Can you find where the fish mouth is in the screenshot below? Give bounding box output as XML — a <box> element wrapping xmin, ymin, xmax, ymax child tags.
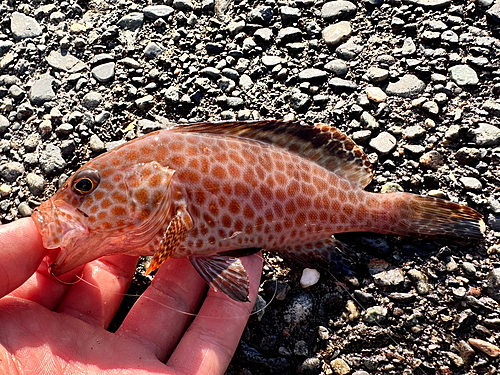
<box><xmin>32</xmin><ymin>199</ymin><xmax>90</xmax><ymax>276</ymax></box>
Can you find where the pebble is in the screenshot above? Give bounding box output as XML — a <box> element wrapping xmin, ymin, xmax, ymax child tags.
<box><xmin>284</xmin><ymin>293</ymin><xmax>313</xmax><ymax>325</ymax></box>
<box><xmin>11</xmin><ymin>12</ymin><xmax>42</xmax><ymax>40</ymax></box>
<box><xmin>46</xmin><ymin>51</ymin><xmax>86</xmax><ymax>73</ymax></box>
<box><xmin>248</xmin><ymin>5</ymin><xmax>273</xmax><ymax>24</ymax></box>
<box><xmin>449</xmin><ymin>65</ymin><xmax>479</xmax><ymax>86</ymax></box>
<box><xmin>456</xmin><ymin>147</ymin><xmax>482</xmax><ymax>165</ymax></box>
<box><xmin>321</xmin><ymin>1</ymin><xmax>357</xmax><ymax>22</ymax></box>
<box><xmin>324</xmin><ymin>60</ymin><xmax>348</xmax><ymax>76</ymax></box>
<box><xmin>486</xmin><ymin>268</ymin><xmax>500</xmax><ymax>301</ymax></box>
<box><xmin>135</xmin><ymin>95</ymin><xmax>155</xmax><ymax>110</ymax></box>
<box><xmin>227</xmin><ymin>20</ymin><xmax>245</xmax><ymax>36</ymax></box>
<box><xmin>26</xmin><ymin>173</ymin><xmax>45</xmax><ymax>196</ymax></box>
<box><xmin>336</xmin><ymin>40</ymin><xmax>362</xmax><ymax>60</ymax></box>
<box><xmin>39</xmin><ymin>144</ymin><xmax>66</xmax><ymax>175</ymax></box>
<box><xmin>300</xmin><ymin>268</ymin><xmax>320</xmax><ymax>288</ymax></box>
<box><xmin>317</xmin><ymin>326</ymin><xmax>330</xmax><ymax>340</ymax></box>
<box><xmin>290</xmin><ymin>93</ymin><xmax>310</xmax><ymax>112</ymax></box>
<box><xmin>297</xmin><ymin>357</ymin><xmax>321</xmax><ymax>374</ymax></box>
<box><xmin>373</xmin><ymin>268</ymin><xmax>404</xmax><ymax>287</ymax></box>
<box><xmin>459</xmin><ymin>177</ymin><xmax>482</xmax><ymax>191</ymax></box>
<box><xmin>278</xmin><ymin>7</ymin><xmax>301</xmax><ymax>24</ymax></box>
<box><xmin>369</xmin><ymin>132</ymin><xmax>397</xmax><ymax>155</ymax></box>
<box><xmin>408</xmin><ymin>0</ymin><xmax>451</xmax><ymax>8</ymax></box>
<box><xmin>468</xmin><ymin>338</ymin><xmax>500</xmax><ymax>358</ymax></box>
<box><xmin>363</xmin><ymin>306</ymin><xmax>388</xmax><ymax>325</ymax></box>
<box><xmin>365</xmin><ymin>87</ymin><xmax>386</xmax><ymax>102</ymax></box>
<box><xmin>386</xmin><ymin>74</ymin><xmax>426</xmax><ymax>98</ymax></box>
<box><xmin>55</xmin><ymin>124</ymin><xmax>74</xmax><ymax>137</ymax></box>
<box><xmin>82</xmin><ymin>92</ymin><xmax>103</xmax><ymax>109</ymax></box>
<box><xmin>18</xmin><ymin>202</ymin><xmax>32</xmax><ymax>217</ymax></box>
<box><xmin>9</xmin><ymin>85</ymin><xmax>25</xmax><ymax>100</ymax></box>
<box><xmin>328</xmin><ymin>77</ymin><xmax>358</xmax><ymax>91</ymax></box>
<box><xmin>419</xmin><ymin>150</ymin><xmax>444</xmax><ymax>170</ymax></box>
<box><xmin>483</xmin><ymin>100</ymin><xmax>500</xmax><ymax>117</ymax></box>
<box><xmin>344</xmin><ymin>299</ymin><xmax>360</xmax><ymax>321</ymax></box>
<box><xmin>402</xmin><ymin>37</ymin><xmax>416</xmax><ymax>55</ymax></box>
<box><xmin>322</xmin><ymin>21</ymin><xmax>352</xmax><ymax>46</ymax></box>
<box><xmin>239</xmin><ymin>75</ymin><xmax>253</xmax><ymax>90</ymax></box>
<box><xmin>254</xmin><ymin>28</ymin><xmax>273</xmax><ymax>43</ymax></box>
<box><xmin>278</xmin><ymin>27</ymin><xmax>302</xmax><ymax>43</ymax></box>
<box><xmin>0</xmin><ymin>41</ymin><xmax>14</xmax><ymax>56</ymax></box>
<box><xmin>293</xmin><ymin>340</ymin><xmax>309</xmax><ymax>356</ymax></box>
<box><xmin>0</xmin><ymin>162</ymin><xmax>24</xmax><ymax>182</ymax></box>
<box><xmin>29</xmin><ymin>74</ymin><xmax>56</xmax><ymax>106</ymax></box>
<box><xmin>403</xmin><ymin>125</ymin><xmax>425</xmax><ymax>140</ymax></box>
<box><xmin>360</xmin><ymin>112</ymin><xmax>379</xmax><ymax>129</ymax></box>
<box><xmin>91</xmin><ymin>62</ymin><xmax>115</xmax><ymax>83</ymax></box>
<box><xmin>173</xmin><ymin>0</ymin><xmax>194</xmax><ymax>11</ymax></box>
<box><xmin>89</xmin><ymin>134</ymin><xmax>105</xmax><ymax>153</ymax></box>
<box><xmin>117</xmin><ymin>13</ymin><xmax>144</xmax><ymax>30</ymax></box>
<box><xmin>298</xmin><ymin>68</ymin><xmax>328</xmax><ymax>83</ymax></box>
<box><xmin>472</xmin><ymin>124</ymin><xmax>500</xmax><ymax>146</ymax></box>
<box><xmin>0</xmin><ymin>184</ymin><xmax>11</xmax><ymax>197</ymax></box>
<box><xmin>422</xmin><ymin>101</ymin><xmax>439</xmax><ymax>115</ymax></box>
<box><xmin>364</xmin><ymin>67</ymin><xmax>389</xmax><ymax>82</ymax></box>
<box><xmin>380</xmin><ymin>182</ymin><xmax>403</xmax><ymax>193</ymax></box>
<box><xmin>486</xmin><ymin>3</ymin><xmax>500</xmax><ymax>23</ymax></box>
<box><xmin>407</xmin><ymin>269</ymin><xmax>430</xmax><ymax>295</ymax></box>
<box><xmin>143</xmin><ymin>5</ymin><xmax>175</xmax><ymax>19</ymax></box>
<box><xmin>330</xmin><ymin>358</ymin><xmax>350</xmax><ymax>375</ymax></box>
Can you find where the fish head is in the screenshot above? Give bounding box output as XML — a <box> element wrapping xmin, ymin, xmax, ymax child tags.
<box><xmin>32</xmin><ymin>161</ymin><xmax>176</xmax><ymax>276</ymax></box>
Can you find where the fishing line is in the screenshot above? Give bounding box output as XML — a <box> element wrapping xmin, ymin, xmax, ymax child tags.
<box><xmin>57</xmin><ymin>253</ymin><xmax>277</xmax><ymax>320</ymax></box>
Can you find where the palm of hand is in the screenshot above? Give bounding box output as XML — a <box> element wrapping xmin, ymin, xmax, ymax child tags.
<box><xmin>0</xmin><ymin>218</ymin><xmax>262</xmax><ymax>375</ymax></box>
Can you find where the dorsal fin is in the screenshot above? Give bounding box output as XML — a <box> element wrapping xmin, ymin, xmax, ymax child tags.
<box><xmin>173</xmin><ymin>120</ymin><xmax>374</xmax><ymax>187</ymax></box>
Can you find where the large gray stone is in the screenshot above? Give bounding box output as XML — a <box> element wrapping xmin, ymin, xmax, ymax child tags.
<box><xmin>322</xmin><ymin>21</ymin><xmax>352</xmax><ymax>45</ymax></box>
<box><xmin>46</xmin><ymin>51</ymin><xmax>87</xmax><ymax>73</ymax></box>
<box><xmin>143</xmin><ymin>5</ymin><xmax>175</xmax><ymax>19</ymax></box>
<box><xmin>386</xmin><ymin>74</ymin><xmax>425</xmax><ymax>98</ymax></box>
<box><xmin>91</xmin><ymin>62</ymin><xmax>115</xmax><ymax>83</ymax></box>
<box><xmin>30</xmin><ymin>73</ymin><xmax>56</xmax><ymax>106</ymax></box>
<box><xmin>11</xmin><ymin>12</ymin><xmax>42</xmax><ymax>40</ymax></box>
<box><xmin>449</xmin><ymin>65</ymin><xmax>479</xmax><ymax>86</ymax></box>
<box><xmin>321</xmin><ymin>1</ymin><xmax>357</xmax><ymax>21</ymax></box>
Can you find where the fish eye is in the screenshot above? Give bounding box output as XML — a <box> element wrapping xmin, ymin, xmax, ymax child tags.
<box><xmin>72</xmin><ymin>169</ymin><xmax>101</xmax><ymax>195</ymax></box>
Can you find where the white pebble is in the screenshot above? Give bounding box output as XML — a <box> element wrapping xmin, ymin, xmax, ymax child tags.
<box><xmin>300</xmin><ymin>268</ymin><xmax>320</xmax><ymax>288</ymax></box>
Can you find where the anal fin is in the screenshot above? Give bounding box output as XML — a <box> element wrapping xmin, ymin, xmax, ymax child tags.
<box><xmin>146</xmin><ymin>205</ymin><xmax>193</xmax><ymax>275</ymax></box>
<box><xmin>190</xmin><ymin>255</ymin><xmax>250</xmax><ymax>302</ymax></box>
<box><xmin>280</xmin><ymin>237</ymin><xmax>356</xmax><ymax>276</ymax></box>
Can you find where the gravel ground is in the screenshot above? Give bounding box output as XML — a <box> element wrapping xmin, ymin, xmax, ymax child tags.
<box><xmin>1</xmin><ymin>0</ymin><xmax>500</xmax><ymax>374</ymax></box>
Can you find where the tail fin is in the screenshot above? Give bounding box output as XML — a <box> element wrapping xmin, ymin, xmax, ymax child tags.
<box><xmin>374</xmin><ymin>193</ymin><xmax>485</xmax><ymax>241</ymax></box>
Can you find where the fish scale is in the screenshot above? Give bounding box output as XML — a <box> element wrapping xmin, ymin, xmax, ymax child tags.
<box><xmin>32</xmin><ymin>121</ymin><xmax>485</xmax><ymax>302</ymax></box>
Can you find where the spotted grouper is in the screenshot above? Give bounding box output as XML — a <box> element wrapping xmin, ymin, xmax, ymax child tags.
<box><xmin>32</xmin><ymin>121</ymin><xmax>485</xmax><ymax>302</ymax></box>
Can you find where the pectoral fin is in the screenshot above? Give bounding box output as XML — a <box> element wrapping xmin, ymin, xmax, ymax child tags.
<box><xmin>190</xmin><ymin>255</ymin><xmax>250</xmax><ymax>302</ymax></box>
<box><xmin>146</xmin><ymin>205</ymin><xmax>193</xmax><ymax>275</ymax></box>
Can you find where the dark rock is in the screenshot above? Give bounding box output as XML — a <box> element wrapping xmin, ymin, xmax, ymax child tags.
<box><xmin>248</xmin><ymin>6</ymin><xmax>273</xmax><ymax>24</ymax></box>
<box><xmin>39</xmin><ymin>144</ymin><xmax>66</xmax><ymax>175</ymax></box>
<box><xmin>321</xmin><ymin>1</ymin><xmax>357</xmax><ymax>22</ymax></box>
<box><xmin>117</xmin><ymin>13</ymin><xmax>144</xmax><ymax>30</ymax></box>
<box><xmin>0</xmin><ymin>162</ymin><xmax>24</xmax><ymax>182</ymax></box>
<box><xmin>487</xmin><ymin>269</ymin><xmax>500</xmax><ymax>301</ymax></box>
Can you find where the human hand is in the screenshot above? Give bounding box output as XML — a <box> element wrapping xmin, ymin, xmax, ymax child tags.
<box><xmin>0</xmin><ymin>218</ymin><xmax>263</xmax><ymax>374</ymax></box>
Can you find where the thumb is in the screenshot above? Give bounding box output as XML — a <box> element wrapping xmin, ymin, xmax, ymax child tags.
<box><xmin>0</xmin><ymin>218</ymin><xmax>45</xmax><ymax>298</ymax></box>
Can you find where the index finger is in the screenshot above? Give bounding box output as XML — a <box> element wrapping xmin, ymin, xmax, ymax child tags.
<box><xmin>0</xmin><ymin>218</ymin><xmax>45</xmax><ymax>298</ymax></box>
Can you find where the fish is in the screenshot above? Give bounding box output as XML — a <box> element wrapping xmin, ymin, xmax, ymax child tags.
<box><xmin>32</xmin><ymin>121</ymin><xmax>485</xmax><ymax>302</ymax></box>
